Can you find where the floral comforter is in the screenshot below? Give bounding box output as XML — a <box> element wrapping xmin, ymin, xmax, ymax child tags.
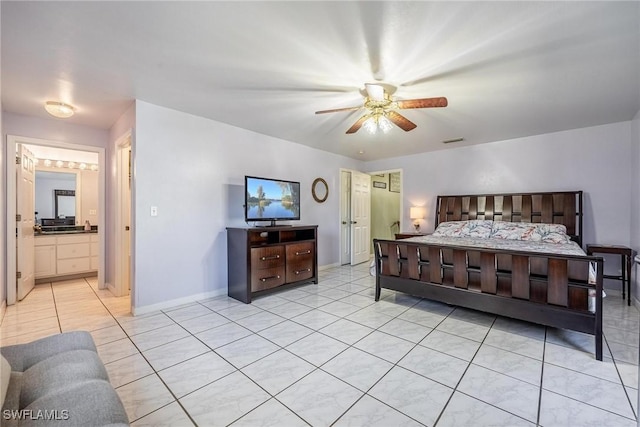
<box><xmin>402</xmin><ymin>234</ymin><xmax>588</xmax><ymax>257</ymax></box>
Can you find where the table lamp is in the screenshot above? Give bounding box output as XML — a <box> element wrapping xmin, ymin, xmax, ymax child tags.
<box><xmin>410</xmin><ymin>207</ymin><xmax>426</xmax><ymax>232</ymax></box>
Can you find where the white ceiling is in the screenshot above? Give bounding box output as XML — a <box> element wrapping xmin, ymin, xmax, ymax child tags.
<box><xmin>2</xmin><ymin>1</ymin><xmax>639</xmax><ymax>161</ymax></box>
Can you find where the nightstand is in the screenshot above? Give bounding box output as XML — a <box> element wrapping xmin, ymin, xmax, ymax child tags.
<box><xmin>395</xmin><ymin>232</ymin><xmax>428</xmax><ymax>240</ymax></box>
<box><xmin>586</xmin><ymin>244</ymin><xmax>634</xmax><ymax>306</ymax></box>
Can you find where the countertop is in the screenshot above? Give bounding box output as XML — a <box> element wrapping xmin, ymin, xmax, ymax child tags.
<box><xmin>35</xmin><ymin>226</ymin><xmax>98</xmax><ymax>236</ymax></box>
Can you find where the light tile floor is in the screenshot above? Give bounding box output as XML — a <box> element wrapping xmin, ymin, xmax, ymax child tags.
<box><xmin>1</xmin><ymin>266</ymin><xmax>639</xmax><ymax>426</ymax></box>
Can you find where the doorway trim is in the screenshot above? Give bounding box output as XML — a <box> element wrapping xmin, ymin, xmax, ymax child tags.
<box><xmin>5</xmin><ymin>135</ymin><xmax>106</xmax><ymax>305</ymax></box>
<box><xmin>114</xmin><ymin>131</ymin><xmax>132</xmax><ymax>298</ymax></box>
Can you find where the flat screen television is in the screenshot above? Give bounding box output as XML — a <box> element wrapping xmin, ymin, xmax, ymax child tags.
<box><xmin>244</xmin><ymin>175</ymin><xmax>301</xmax><ymax>226</ymax></box>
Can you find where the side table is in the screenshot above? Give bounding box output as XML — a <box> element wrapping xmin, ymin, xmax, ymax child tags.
<box><xmin>586</xmin><ymin>244</ymin><xmax>634</xmax><ymax>306</ymax></box>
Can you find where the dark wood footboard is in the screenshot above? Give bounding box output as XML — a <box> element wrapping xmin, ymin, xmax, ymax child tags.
<box><xmin>374</xmin><ymin>239</ymin><xmax>604</xmax><ymax>360</ymax></box>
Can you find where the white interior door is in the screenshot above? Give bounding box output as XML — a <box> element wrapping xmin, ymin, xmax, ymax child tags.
<box><xmin>17</xmin><ymin>144</ymin><xmax>36</xmax><ymax>300</ymax></box>
<box><xmin>115</xmin><ymin>137</ymin><xmax>132</xmax><ymax>297</ymax></box>
<box><xmin>340</xmin><ymin>171</ymin><xmax>351</xmax><ymax>265</ymax></box>
<box><xmin>350</xmin><ymin>171</ymin><xmax>371</xmax><ymax>265</ymax></box>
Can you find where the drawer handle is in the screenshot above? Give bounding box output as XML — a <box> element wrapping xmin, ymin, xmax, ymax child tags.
<box><xmin>261</xmin><ymin>255</ymin><xmax>280</xmax><ymax>261</ymax></box>
<box><xmin>295</xmin><ymin>268</ymin><xmax>311</xmax><ymax>275</ymax></box>
<box><xmin>295</xmin><ymin>250</ymin><xmax>311</xmax><ymax>256</ymax></box>
<box><xmin>261</xmin><ymin>275</ymin><xmax>280</xmax><ymax>282</ymax></box>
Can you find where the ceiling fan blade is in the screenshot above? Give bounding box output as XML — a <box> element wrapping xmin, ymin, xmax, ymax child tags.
<box><xmin>365</xmin><ymin>83</ymin><xmax>385</xmax><ymax>101</ymax></box>
<box><xmin>396</xmin><ymin>97</ymin><xmax>448</xmax><ymax>109</ymax></box>
<box><xmin>315</xmin><ymin>106</ymin><xmax>362</xmax><ymax>114</ymax></box>
<box><xmin>346</xmin><ymin>114</ymin><xmax>371</xmax><ymax>134</ymax></box>
<box><xmin>387</xmin><ymin>111</ymin><xmax>417</xmax><ymax>132</ymax></box>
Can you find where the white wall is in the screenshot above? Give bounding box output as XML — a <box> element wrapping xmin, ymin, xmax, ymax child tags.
<box><xmin>133</xmin><ymin>101</ymin><xmax>362</xmax><ymax>312</ymax></box>
<box><xmin>365</xmin><ymin>122</ymin><xmax>633</xmax><ymax>252</ymax></box>
<box><xmin>0</xmin><ymin>107</ymin><xmax>5</xmax><ymax>315</ymax></box>
<box><xmin>3</xmin><ymin>113</ymin><xmax>110</xmax><ymax>150</ymax></box>
<box><xmin>0</xmin><ymin>4</ymin><xmax>6</xmax><ymax>311</ymax></box>
<box><xmin>631</xmin><ymin>110</ymin><xmax>640</xmax><ymax>302</ymax></box>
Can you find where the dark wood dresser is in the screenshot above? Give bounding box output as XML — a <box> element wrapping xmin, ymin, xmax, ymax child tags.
<box><xmin>226</xmin><ymin>225</ymin><xmax>318</xmax><ymax>303</ymax></box>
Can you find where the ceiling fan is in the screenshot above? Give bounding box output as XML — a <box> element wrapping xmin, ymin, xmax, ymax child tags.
<box><xmin>315</xmin><ymin>83</ymin><xmax>448</xmax><ymax>134</ymax></box>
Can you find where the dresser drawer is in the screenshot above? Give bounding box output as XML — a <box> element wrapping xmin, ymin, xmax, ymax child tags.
<box><xmin>35</xmin><ymin>236</ymin><xmax>57</xmax><ymax>246</ymax></box>
<box><xmin>251</xmin><ymin>266</ymin><xmax>286</xmax><ymax>292</ymax></box>
<box><xmin>57</xmin><ymin>257</ymin><xmax>91</xmax><ymax>274</ymax></box>
<box><xmin>251</xmin><ymin>246</ymin><xmax>285</xmax><ymax>269</ymax></box>
<box><xmin>57</xmin><ymin>234</ymin><xmax>90</xmax><ymax>245</ymax></box>
<box><xmin>286</xmin><ymin>242</ymin><xmax>314</xmax><ymax>283</ymax></box>
<box><xmin>57</xmin><ymin>243</ymin><xmax>91</xmax><ymax>259</ymax></box>
<box><xmin>286</xmin><ymin>243</ymin><xmax>314</xmax><ymax>263</ymax></box>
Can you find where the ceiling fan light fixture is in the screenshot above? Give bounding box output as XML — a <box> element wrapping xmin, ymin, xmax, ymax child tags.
<box><xmin>44</xmin><ymin>101</ymin><xmax>75</xmax><ymax>118</ymax></box>
<box><xmin>364</xmin><ymin>114</ymin><xmax>393</xmax><ymax>134</ymax></box>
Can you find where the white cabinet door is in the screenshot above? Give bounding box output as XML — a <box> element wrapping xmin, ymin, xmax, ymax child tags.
<box><xmin>34</xmin><ymin>245</ymin><xmax>56</xmax><ymax>278</ymax></box>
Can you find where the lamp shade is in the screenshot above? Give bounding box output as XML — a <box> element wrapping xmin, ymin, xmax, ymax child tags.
<box><xmin>410</xmin><ymin>206</ymin><xmax>425</xmax><ymax>220</ymax></box>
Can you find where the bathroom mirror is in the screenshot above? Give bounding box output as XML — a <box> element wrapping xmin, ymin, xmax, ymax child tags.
<box><xmin>54</xmin><ymin>189</ymin><xmax>76</xmax><ymax>218</ymax></box>
<box><xmin>35</xmin><ymin>171</ymin><xmax>77</xmax><ymax>222</ymax></box>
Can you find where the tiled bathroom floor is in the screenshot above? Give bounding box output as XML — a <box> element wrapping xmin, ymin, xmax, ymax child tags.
<box><xmin>1</xmin><ymin>266</ymin><xmax>638</xmax><ymax>426</ymax></box>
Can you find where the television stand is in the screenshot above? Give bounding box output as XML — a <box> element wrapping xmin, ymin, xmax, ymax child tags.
<box><xmin>263</xmin><ymin>220</ymin><xmax>292</xmax><ymax>227</ymax></box>
<box><xmin>226</xmin><ymin>225</ymin><xmax>318</xmax><ymax>303</ymax></box>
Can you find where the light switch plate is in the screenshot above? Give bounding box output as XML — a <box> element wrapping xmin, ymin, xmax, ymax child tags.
<box><xmin>151</xmin><ymin>206</ymin><xmax>158</xmax><ymax>217</ymax></box>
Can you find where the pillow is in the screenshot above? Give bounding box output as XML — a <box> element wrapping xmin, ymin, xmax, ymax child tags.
<box><xmin>490</xmin><ymin>221</ymin><xmax>537</xmax><ymax>241</ymax></box>
<box><xmin>433</xmin><ymin>220</ymin><xmax>493</xmax><ymax>238</ymax></box>
<box><xmin>490</xmin><ymin>221</ymin><xmax>571</xmax><ymax>244</ymax></box>
<box><xmin>432</xmin><ymin>221</ymin><xmax>468</xmax><ymax>237</ymax></box>
<box><xmin>533</xmin><ymin>223</ymin><xmax>572</xmax><ymax>244</ymax></box>
<box><xmin>1</xmin><ymin>355</ymin><xmax>11</xmax><ymax>408</ymax></box>
<box><xmin>460</xmin><ymin>219</ymin><xmax>494</xmax><ymax>238</ymax></box>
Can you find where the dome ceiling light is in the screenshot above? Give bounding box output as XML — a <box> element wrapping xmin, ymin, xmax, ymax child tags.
<box><xmin>44</xmin><ymin>101</ymin><xmax>75</xmax><ymax>118</ymax></box>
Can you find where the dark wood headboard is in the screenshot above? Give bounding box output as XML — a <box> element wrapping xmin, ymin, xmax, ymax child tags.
<box><xmin>435</xmin><ymin>191</ymin><xmax>583</xmax><ymax>246</ymax></box>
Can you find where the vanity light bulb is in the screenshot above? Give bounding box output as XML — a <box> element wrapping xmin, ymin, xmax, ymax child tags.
<box><xmin>44</xmin><ymin>159</ymin><xmax>52</xmax><ymax>167</ymax></box>
<box><xmin>55</xmin><ymin>160</ymin><xmax>64</xmax><ymax>168</ymax></box>
<box><xmin>68</xmin><ymin>162</ymin><xmax>76</xmax><ymax>169</ymax></box>
<box><xmin>90</xmin><ymin>164</ymin><xmax>98</xmax><ymax>171</ymax></box>
<box><xmin>79</xmin><ymin>163</ymin><xmax>87</xmax><ymax>170</ymax></box>
<box><xmin>34</xmin><ymin>158</ymin><xmax>40</xmax><ymax>165</ymax></box>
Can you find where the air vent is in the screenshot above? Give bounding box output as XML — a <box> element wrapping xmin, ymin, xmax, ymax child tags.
<box><xmin>442</xmin><ymin>137</ymin><xmax>464</xmax><ymax>144</ymax></box>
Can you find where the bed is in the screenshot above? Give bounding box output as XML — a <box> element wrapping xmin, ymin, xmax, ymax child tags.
<box><xmin>373</xmin><ymin>191</ymin><xmax>604</xmax><ymax>360</ymax></box>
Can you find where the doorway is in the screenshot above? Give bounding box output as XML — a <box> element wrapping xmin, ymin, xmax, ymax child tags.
<box><xmin>114</xmin><ymin>132</ymin><xmax>132</xmax><ymax>298</ymax></box>
<box><xmin>339</xmin><ymin>169</ymin><xmax>372</xmax><ymax>266</ymax></box>
<box><xmin>369</xmin><ymin>170</ymin><xmax>402</xmax><ymax>252</ymax></box>
<box><xmin>339</xmin><ymin>168</ymin><xmax>403</xmax><ymax>266</ymax></box>
<box><xmin>5</xmin><ymin>135</ymin><xmax>106</xmax><ymax>305</ymax></box>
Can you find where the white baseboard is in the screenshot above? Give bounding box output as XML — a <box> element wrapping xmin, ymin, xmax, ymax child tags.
<box><xmin>319</xmin><ymin>262</ymin><xmax>340</xmax><ymax>271</ymax></box>
<box><xmin>132</xmin><ymin>288</ymin><xmax>227</xmax><ymax>316</ymax></box>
